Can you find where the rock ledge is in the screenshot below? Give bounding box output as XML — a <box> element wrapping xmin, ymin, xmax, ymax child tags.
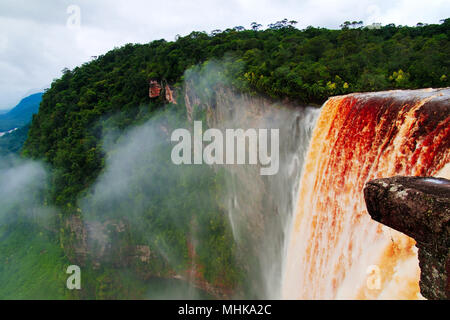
<box><xmin>364</xmin><ymin>176</ymin><xmax>450</xmax><ymax>300</ymax></box>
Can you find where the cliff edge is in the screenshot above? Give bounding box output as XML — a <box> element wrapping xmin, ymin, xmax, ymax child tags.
<box><xmin>364</xmin><ymin>176</ymin><xmax>450</xmax><ymax>300</ymax></box>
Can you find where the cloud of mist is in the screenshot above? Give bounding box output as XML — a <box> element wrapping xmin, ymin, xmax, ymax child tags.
<box><xmin>0</xmin><ymin>155</ymin><xmax>55</xmax><ymax>226</ymax></box>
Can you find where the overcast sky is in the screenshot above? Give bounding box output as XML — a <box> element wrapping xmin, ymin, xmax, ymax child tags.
<box><xmin>0</xmin><ymin>0</ymin><xmax>448</xmax><ymax>110</ymax></box>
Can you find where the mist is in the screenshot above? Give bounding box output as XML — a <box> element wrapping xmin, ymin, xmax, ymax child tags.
<box><xmin>0</xmin><ymin>155</ymin><xmax>53</xmax><ymax>226</ymax></box>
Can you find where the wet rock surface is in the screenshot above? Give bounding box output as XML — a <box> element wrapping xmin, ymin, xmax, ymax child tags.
<box><xmin>364</xmin><ymin>176</ymin><xmax>450</xmax><ymax>300</ymax></box>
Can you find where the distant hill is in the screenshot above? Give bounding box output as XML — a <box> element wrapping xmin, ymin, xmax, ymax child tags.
<box><xmin>0</xmin><ymin>92</ymin><xmax>43</xmax><ymax>132</ymax></box>
<box><xmin>0</xmin><ymin>124</ymin><xmax>30</xmax><ymax>156</ymax></box>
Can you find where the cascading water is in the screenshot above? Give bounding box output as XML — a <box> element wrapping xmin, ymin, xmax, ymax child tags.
<box><xmin>283</xmin><ymin>88</ymin><xmax>449</xmax><ymax>299</ymax></box>
<box><xmin>202</xmin><ymin>88</ymin><xmax>320</xmax><ymax>299</ymax></box>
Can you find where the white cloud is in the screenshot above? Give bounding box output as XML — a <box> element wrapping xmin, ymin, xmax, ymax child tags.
<box><xmin>0</xmin><ymin>0</ymin><xmax>448</xmax><ymax>110</ymax></box>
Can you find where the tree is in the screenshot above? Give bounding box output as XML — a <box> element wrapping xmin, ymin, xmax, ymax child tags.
<box><xmin>251</xmin><ymin>22</ymin><xmax>262</xmax><ymax>31</ymax></box>
<box><xmin>288</xmin><ymin>20</ymin><xmax>298</xmax><ymax>28</ymax></box>
<box><xmin>268</xmin><ymin>18</ymin><xmax>289</xmax><ymax>30</ymax></box>
<box><xmin>210</xmin><ymin>29</ymin><xmax>222</xmax><ymax>36</ymax></box>
<box><xmin>340</xmin><ymin>21</ymin><xmax>351</xmax><ymax>29</ymax></box>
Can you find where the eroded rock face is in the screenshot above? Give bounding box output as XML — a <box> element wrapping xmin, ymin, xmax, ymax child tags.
<box><xmin>364</xmin><ymin>176</ymin><xmax>450</xmax><ymax>299</ymax></box>
<box><xmin>164</xmin><ymin>84</ymin><xmax>176</xmax><ymax>104</ymax></box>
<box><xmin>149</xmin><ymin>79</ymin><xmax>177</xmax><ymax>104</ymax></box>
<box><xmin>149</xmin><ymin>80</ymin><xmax>162</xmax><ymax>98</ymax></box>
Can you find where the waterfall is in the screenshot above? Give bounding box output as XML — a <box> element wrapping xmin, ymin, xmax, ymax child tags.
<box><xmin>190</xmin><ymin>83</ymin><xmax>321</xmax><ymax>298</ymax></box>
<box><xmin>283</xmin><ymin>88</ymin><xmax>449</xmax><ymax>299</ymax></box>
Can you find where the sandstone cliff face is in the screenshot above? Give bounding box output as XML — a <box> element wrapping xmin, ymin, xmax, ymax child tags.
<box><xmin>149</xmin><ymin>80</ymin><xmax>161</xmax><ymax>98</ymax></box>
<box><xmin>63</xmin><ymin>213</ymin><xmax>230</xmax><ymax>297</ymax></box>
<box><xmin>149</xmin><ymin>79</ymin><xmax>177</xmax><ymax>104</ymax></box>
<box><xmin>164</xmin><ymin>84</ymin><xmax>176</xmax><ymax>104</ymax></box>
<box><xmin>64</xmin><ymin>216</ymin><xmax>143</xmax><ymax>270</ymax></box>
<box><xmin>364</xmin><ymin>176</ymin><xmax>450</xmax><ymax>299</ymax></box>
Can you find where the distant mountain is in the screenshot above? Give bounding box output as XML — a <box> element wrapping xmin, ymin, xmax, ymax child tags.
<box><xmin>0</xmin><ymin>92</ymin><xmax>43</xmax><ymax>132</ymax></box>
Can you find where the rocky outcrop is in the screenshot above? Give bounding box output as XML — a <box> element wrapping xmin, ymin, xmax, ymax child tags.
<box><xmin>164</xmin><ymin>84</ymin><xmax>176</xmax><ymax>104</ymax></box>
<box><xmin>65</xmin><ymin>214</ymin><xmax>88</xmax><ymax>265</ymax></box>
<box><xmin>364</xmin><ymin>176</ymin><xmax>450</xmax><ymax>299</ymax></box>
<box><xmin>149</xmin><ymin>79</ymin><xmax>177</xmax><ymax>104</ymax></box>
<box><xmin>149</xmin><ymin>79</ymin><xmax>162</xmax><ymax>98</ymax></box>
<box><xmin>64</xmin><ymin>216</ymin><xmax>132</xmax><ymax>268</ymax></box>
